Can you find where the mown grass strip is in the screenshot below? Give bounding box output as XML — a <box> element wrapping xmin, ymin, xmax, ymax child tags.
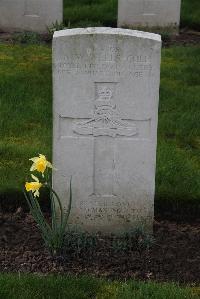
<box><xmin>0</xmin><ymin>274</ymin><xmax>199</xmax><ymax>299</ymax></box>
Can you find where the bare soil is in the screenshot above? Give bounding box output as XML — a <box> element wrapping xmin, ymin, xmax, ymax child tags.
<box><xmin>0</xmin><ymin>210</ymin><xmax>200</xmax><ymax>285</ymax></box>
<box><xmin>0</xmin><ymin>30</ymin><xmax>200</xmax><ymax>46</ymax></box>
<box><xmin>164</xmin><ymin>30</ymin><xmax>200</xmax><ymax>46</ymax></box>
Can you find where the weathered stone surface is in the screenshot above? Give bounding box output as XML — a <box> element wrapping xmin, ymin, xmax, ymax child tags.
<box><xmin>118</xmin><ymin>0</ymin><xmax>181</xmax><ymax>29</ymax></box>
<box><xmin>0</xmin><ymin>0</ymin><xmax>63</xmax><ymax>33</ymax></box>
<box><xmin>53</xmin><ymin>28</ymin><xmax>161</xmax><ymax>234</ymax></box>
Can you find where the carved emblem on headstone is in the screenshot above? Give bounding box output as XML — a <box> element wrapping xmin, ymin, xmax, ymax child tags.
<box><xmin>73</xmin><ymin>84</ymin><xmax>138</xmax><ymax>137</ymax></box>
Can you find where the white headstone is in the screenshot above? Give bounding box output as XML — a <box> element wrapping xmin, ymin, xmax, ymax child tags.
<box><xmin>118</xmin><ymin>0</ymin><xmax>181</xmax><ymax>29</ymax></box>
<box><xmin>0</xmin><ymin>0</ymin><xmax>63</xmax><ymax>33</ymax></box>
<box><xmin>53</xmin><ymin>28</ymin><xmax>161</xmax><ymax>234</ymax></box>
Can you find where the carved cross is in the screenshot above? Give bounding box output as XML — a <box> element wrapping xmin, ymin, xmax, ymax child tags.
<box><xmin>60</xmin><ymin>82</ymin><xmax>151</xmax><ymax>198</ymax></box>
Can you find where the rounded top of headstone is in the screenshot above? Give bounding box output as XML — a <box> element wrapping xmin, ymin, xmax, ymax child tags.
<box><xmin>53</xmin><ymin>27</ymin><xmax>161</xmax><ymax>42</ymax></box>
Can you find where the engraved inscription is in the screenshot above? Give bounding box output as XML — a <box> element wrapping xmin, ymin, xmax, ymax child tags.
<box><xmin>54</xmin><ymin>47</ymin><xmax>152</xmax><ymax>77</ymax></box>
<box><xmin>73</xmin><ymin>83</ymin><xmax>138</xmax><ymax>138</ymax></box>
<box><xmin>80</xmin><ymin>201</ymin><xmax>135</xmax><ymax>221</ymax></box>
<box><xmin>79</xmin><ymin>200</ymin><xmax>152</xmax><ymax>223</ymax></box>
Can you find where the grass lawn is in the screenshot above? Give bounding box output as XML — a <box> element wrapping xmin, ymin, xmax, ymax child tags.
<box><xmin>0</xmin><ymin>274</ymin><xmax>199</xmax><ymax>299</ymax></box>
<box><xmin>63</xmin><ymin>0</ymin><xmax>117</xmax><ymax>28</ymax></box>
<box><xmin>181</xmin><ymin>0</ymin><xmax>200</xmax><ymax>30</ymax></box>
<box><xmin>63</xmin><ymin>0</ymin><xmax>200</xmax><ymax>30</ymax></box>
<box><xmin>0</xmin><ymin>44</ymin><xmax>52</xmax><ymax>197</ymax></box>
<box><xmin>0</xmin><ymin>43</ymin><xmax>199</xmax><ymax>215</ymax></box>
<box><xmin>156</xmin><ymin>45</ymin><xmax>200</xmax><ymax>215</ymax></box>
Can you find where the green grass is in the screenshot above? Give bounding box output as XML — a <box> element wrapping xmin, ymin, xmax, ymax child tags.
<box><xmin>181</xmin><ymin>0</ymin><xmax>200</xmax><ymax>30</ymax></box>
<box><xmin>0</xmin><ymin>274</ymin><xmax>199</xmax><ymax>299</ymax></box>
<box><xmin>63</xmin><ymin>0</ymin><xmax>200</xmax><ymax>30</ymax></box>
<box><xmin>0</xmin><ymin>43</ymin><xmax>200</xmax><ymax>215</ymax></box>
<box><xmin>156</xmin><ymin>45</ymin><xmax>200</xmax><ymax>215</ymax></box>
<box><xmin>63</xmin><ymin>0</ymin><xmax>117</xmax><ymax>28</ymax></box>
<box><xmin>0</xmin><ymin>44</ymin><xmax>52</xmax><ymax>194</ymax></box>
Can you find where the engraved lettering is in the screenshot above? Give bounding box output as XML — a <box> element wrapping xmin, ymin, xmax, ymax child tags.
<box><xmin>54</xmin><ymin>47</ymin><xmax>152</xmax><ymax>78</ymax></box>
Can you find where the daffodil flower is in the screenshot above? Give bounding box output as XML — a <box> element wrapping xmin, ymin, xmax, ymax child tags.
<box><xmin>29</xmin><ymin>154</ymin><xmax>53</xmax><ymax>176</ymax></box>
<box><xmin>25</xmin><ymin>174</ymin><xmax>42</xmax><ymax>197</ymax></box>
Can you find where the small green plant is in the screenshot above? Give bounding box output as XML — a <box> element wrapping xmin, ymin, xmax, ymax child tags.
<box><xmin>47</xmin><ymin>21</ymin><xmax>66</xmax><ymax>36</ymax></box>
<box><xmin>112</xmin><ymin>226</ymin><xmax>155</xmax><ymax>254</ymax></box>
<box><xmin>160</xmin><ymin>31</ymin><xmax>171</xmax><ymax>43</ymax></box>
<box><xmin>24</xmin><ymin>154</ymin><xmax>72</xmax><ymax>256</ymax></box>
<box><xmin>63</xmin><ymin>231</ymin><xmax>98</xmax><ymax>256</ymax></box>
<box><xmin>61</xmin><ymin>227</ymin><xmax>154</xmax><ymax>257</ymax></box>
<box><xmin>13</xmin><ymin>31</ymin><xmax>42</xmax><ymax>44</ymax></box>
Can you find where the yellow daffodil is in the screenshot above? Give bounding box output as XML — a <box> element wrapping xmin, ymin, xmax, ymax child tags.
<box><xmin>29</xmin><ymin>154</ymin><xmax>52</xmax><ymax>175</ymax></box>
<box><xmin>25</xmin><ymin>174</ymin><xmax>42</xmax><ymax>197</ymax></box>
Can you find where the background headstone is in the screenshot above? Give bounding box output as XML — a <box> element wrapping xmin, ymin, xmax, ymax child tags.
<box><xmin>53</xmin><ymin>28</ymin><xmax>161</xmax><ymax>234</ymax></box>
<box><xmin>118</xmin><ymin>0</ymin><xmax>181</xmax><ymax>30</ymax></box>
<box><xmin>0</xmin><ymin>0</ymin><xmax>63</xmax><ymax>33</ymax></box>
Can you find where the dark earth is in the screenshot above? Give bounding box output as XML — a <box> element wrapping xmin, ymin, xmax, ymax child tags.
<box><xmin>0</xmin><ymin>29</ymin><xmax>200</xmax><ymax>46</ymax></box>
<box><xmin>0</xmin><ymin>210</ymin><xmax>200</xmax><ymax>285</ymax></box>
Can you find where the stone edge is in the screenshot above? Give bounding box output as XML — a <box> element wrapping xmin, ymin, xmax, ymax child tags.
<box><xmin>53</xmin><ymin>27</ymin><xmax>161</xmax><ymax>42</ymax></box>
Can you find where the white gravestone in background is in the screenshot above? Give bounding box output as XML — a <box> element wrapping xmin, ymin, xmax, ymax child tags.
<box><xmin>118</xmin><ymin>0</ymin><xmax>181</xmax><ymax>29</ymax></box>
<box><xmin>53</xmin><ymin>28</ymin><xmax>161</xmax><ymax>234</ymax></box>
<box><xmin>0</xmin><ymin>0</ymin><xmax>63</xmax><ymax>33</ymax></box>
